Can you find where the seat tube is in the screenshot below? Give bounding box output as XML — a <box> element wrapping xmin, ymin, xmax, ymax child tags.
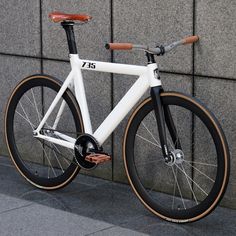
<box><xmin>61</xmin><ymin>21</ymin><xmax>77</xmax><ymax>54</ymax></box>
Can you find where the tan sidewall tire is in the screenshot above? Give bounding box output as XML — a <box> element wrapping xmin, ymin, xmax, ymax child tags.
<box><xmin>5</xmin><ymin>75</ymin><xmax>84</xmax><ymax>190</ymax></box>
<box><xmin>123</xmin><ymin>92</ymin><xmax>229</xmax><ymax>223</ymax></box>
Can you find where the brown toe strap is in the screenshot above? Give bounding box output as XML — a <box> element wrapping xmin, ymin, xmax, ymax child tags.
<box><xmin>49</xmin><ymin>11</ymin><xmax>92</xmax><ymax>23</ymax></box>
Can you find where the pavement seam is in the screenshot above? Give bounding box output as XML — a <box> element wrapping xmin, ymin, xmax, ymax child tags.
<box><xmin>0</xmin><ymin>163</ymin><xmax>14</xmax><ymax>168</ymax></box>
<box><xmin>84</xmin><ymin>225</ymin><xmax>116</xmax><ymax>236</ymax></box>
<box><xmin>0</xmin><ymin>202</ymin><xmax>33</xmax><ymax>215</ymax></box>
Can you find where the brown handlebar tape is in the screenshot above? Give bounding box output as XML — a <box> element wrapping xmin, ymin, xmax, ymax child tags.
<box><xmin>105</xmin><ymin>43</ymin><xmax>133</xmax><ymax>50</ymax></box>
<box><xmin>182</xmin><ymin>36</ymin><xmax>199</xmax><ymax>45</ymax></box>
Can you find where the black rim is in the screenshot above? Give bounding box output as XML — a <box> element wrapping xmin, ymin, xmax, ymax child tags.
<box><xmin>125</xmin><ymin>93</ymin><xmax>229</xmax><ymax>221</ymax></box>
<box><xmin>6</xmin><ymin>75</ymin><xmax>83</xmax><ymax>188</ymax></box>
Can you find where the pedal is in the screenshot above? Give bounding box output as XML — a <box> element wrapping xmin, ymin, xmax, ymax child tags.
<box><xmin>85</xmin><ymin>153</ymin><xmax>111</xmax><ymax>164</ymax></box>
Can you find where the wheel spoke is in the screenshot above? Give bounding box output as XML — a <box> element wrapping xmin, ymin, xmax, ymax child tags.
<box><xmin>51</xmin><ymin>143</ymin><xmax>70</xmax><ymax>166</ymax></box>
<box><xmin>24</xmin><ymin>91</ymin><xmax>69</xmax><ymax>134</ymax></box>
<box><xmin>51</xmin><ymin>132</ymin><xmax>76</xmax><ymax>160</ymax></box>
<box><xmin>174</xmin><ymin>164</ymin><xmax>208</xmax><ymax>196</ymax></box>
<box><xmin>183</xmin><ymin>161</ymin><xmax>215</xmax><ymax>182</ymax></box>
<box><xmin>15</xmin><ymin>110</ymin><xmax>35</xmax><ymax>129</ymax></box>
<box><xmin>39</xmin><ymin>142</ymin><xmax>57</xmax><ymax>177</ymax></box>
<box><xmin>184</xmin><ymin>160</ymin><xmax>217</xmax><ymax>167</ymax></box>
<box><xmin>141</xmin><ymin>121</ymin><xmax>161</xmax><ymax>147</ymax></box>
<box><xmin>38</xmin><ymin>139</ymin><xmax>77</xmax><ymax>166</ymax></box>
<box><xmin>52</xmin><ymin>148</ymin><xmax>65</xmax><ymax>173</ymax></box>
<box><xmin>136</xmin><ymin>134</ymin><xmax>161</xmax><ymax>149</ymax></box>
<box><xmin>172</xmin><ymin>165</ymin><xmax>178</xmax><ymax>209</ymax></box>
<box><xmin>18</xmin><ymin>102</ymin><xmax>35</xmax><ymax>130</ymax></box>
<box><xmin>180</xmin><ymin>163</ymin><xmax>198</xmax><ymax>205</ymax></box>
<box><xmin>30</xmin><ymin>89</ymin><xmax>42</xmax><ymax>123</ymax></box>
<box><xmin>148</xmin><ymin>172</ymin><xmax>161</xmax><ymax>194</ymax></box>
<box><xmin>171</xmin><ymin>166</ymin><xmax>186</xmax><ymax>209</ymax></box>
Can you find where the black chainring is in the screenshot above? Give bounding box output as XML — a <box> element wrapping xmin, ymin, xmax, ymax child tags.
<box><xmin>74</xmin><ymin>134</ymin><xmax>102</xmax><ymax>170</ymax></box>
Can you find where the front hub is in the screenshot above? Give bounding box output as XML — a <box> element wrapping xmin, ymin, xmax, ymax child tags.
<box><xmin>165</xmin><ymin>149</ymin><xmax>184</xmax><ymax>166</ymax></box>
<box><xmin>173</xmin><ymin>149</ymin><xmax>184</xmax><ymax>164</ymax></box>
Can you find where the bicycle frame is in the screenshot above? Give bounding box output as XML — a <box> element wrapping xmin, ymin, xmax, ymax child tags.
<box><xmin>34</xmin><ymin>54</ymin><xmax>162</xmax><ymax>149</ymax></box>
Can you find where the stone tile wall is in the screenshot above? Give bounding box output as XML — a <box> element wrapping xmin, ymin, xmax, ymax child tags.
<box><xmin>0</xmin><ymin>0</ymin><xmax>235</xmax><ymax>207</ymax></box>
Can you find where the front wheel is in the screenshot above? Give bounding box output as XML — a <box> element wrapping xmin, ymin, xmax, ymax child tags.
<box><xmin>123</xmin><ymin>92</ymin><xmax>230</xmax><ymax>223</ymax></box>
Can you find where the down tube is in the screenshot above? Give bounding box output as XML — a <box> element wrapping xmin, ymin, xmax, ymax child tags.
<box><xmin>93</xmin><ymin>75</ymin><xmax>149</xmax><ymax>145</ymax></box>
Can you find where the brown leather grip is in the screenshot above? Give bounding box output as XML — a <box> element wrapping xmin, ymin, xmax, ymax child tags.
<box><xmin>105</xmin><ymin>43</ymin><xmax>133</xmax><ymax>50</ymax></box>
<box><xmin>182</xmin><ymin>35</ymin><xmax>199</xmax><ymax>45</ymax></box>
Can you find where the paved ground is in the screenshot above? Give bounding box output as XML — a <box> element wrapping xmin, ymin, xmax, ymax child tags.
<box><xmin>0</xmin><ymin>156</ymin><xmax>235</xmax><ymax>236</ymax></box>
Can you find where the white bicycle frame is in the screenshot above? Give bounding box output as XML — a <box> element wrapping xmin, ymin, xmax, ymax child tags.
<box><xmin>34</xmin><ymin>54</ymin><xmax>162</xmax><ymax>149</ymax></box>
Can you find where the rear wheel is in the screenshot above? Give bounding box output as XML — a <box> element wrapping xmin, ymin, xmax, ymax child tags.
<box><xmin>5</xmin><ymin>74</ymin><xmax>83</xmax><ymax>190</ymax></box>
<box><xmin>123</xmin><ymin>92</ymin><xmax>230</xmax><ymax>223</ymax></box>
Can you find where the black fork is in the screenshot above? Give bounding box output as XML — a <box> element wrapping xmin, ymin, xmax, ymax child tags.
<box><xmin>151</xmin><ymin>86</ymin><xmax>182</xmax><ymax>162</ymax></box>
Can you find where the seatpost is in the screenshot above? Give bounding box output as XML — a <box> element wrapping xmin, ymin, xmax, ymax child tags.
<box><xmin>61</xmin><ymin>21</ymin><xmax>77</xmax><ymax>54</ymax></box>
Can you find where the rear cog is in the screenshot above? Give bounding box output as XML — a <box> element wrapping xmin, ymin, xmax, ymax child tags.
<box><xmin>74</xmin><ymin>134</ymin><xmax>102</xmax><ymax>170</ymax></box>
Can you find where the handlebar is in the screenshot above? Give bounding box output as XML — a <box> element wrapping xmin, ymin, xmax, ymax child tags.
<box><xmin>105</xmin><ymin>43</ymin><xmax>133</xmax><ymax>50</ymax></box>
<box><xmin>105</xmin><ymin>35</ymin><xmax>199</xmax><ymax>56</ymax></box>
<box><xmin>182</xmin><ymin>35</ymin><xmax>199</xmax><ymax>44</ymax></box>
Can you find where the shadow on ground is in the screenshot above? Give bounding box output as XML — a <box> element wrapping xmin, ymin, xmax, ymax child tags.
<box><xmin>0</xmin><ymin>156</ymin><xmax>235</xmax><ymax>236</ymax></box>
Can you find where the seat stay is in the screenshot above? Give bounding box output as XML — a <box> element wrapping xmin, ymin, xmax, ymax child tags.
<box><xmin>35</xmin><ymin>71</ymin><xmax>74</xmax><ymax>134</ymax></box>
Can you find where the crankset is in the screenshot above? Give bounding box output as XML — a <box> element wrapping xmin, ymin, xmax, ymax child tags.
<box><xmin>74</xmin><ymin>134</ymin><xmax>111</xmax><ymax>170</ymax></box>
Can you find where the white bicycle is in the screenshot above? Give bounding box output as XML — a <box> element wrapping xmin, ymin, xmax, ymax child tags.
<box><xmin>5</xmin><ymin>12</ymin><xmax>230</xmax><ymax>223</ymax></box>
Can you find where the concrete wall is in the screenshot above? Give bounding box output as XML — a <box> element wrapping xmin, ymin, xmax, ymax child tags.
<box><xmin>0</xmin><ymin>1</ymin><xmax>235</xmax><ymax>208</ymax></box>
